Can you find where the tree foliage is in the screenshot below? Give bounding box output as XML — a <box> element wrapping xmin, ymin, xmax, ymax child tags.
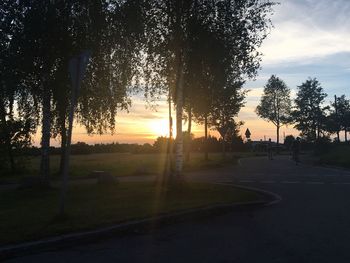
<box><xmin>326</xmin><ymin>95</ymin><xmax>350</xmax><ymax>142</ymax></box>
<box><xmin>142</xmin><ymin>0</ymin><xmax>275</xmax><ymax>172</ymax></box>
<box><xmin>293</xmin><ymin>78</ymin><xmax>328</xmax><ymax>142</ymax></box>
<box><xmin>1</xmin><ymin>0</ymin><xmax>276</xmax><ymax>178</ymax></box>
<box><xmin>256</xmin><ymin>75</ymin><xmax>291</xmax><ymax>144</ymax></box>
<box><xmin>0</xmin><ymin>0</ymin><xmax>37</xmax><ymax>172</ymax></box>
<box><xmin>6</xmin><ymin>1</ymin><xmax>144</xmax><ymax>180</ymax></box>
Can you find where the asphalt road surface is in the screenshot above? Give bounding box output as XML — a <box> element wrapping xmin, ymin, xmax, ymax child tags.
<box><xmin>7</xmin><ymin>155</ymin><xmax>350</xmax><ymax>263</ymax></box>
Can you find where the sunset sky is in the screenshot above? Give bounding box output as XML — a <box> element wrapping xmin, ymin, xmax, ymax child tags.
<box><xmin>35</xmin><ymin>0</ymin><xmax>350</xmax><ymax>146</ymax></box>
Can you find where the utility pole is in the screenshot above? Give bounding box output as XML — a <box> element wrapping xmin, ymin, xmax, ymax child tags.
<box><xmin>335</xmin><ymin>95</ymin><xmax>340</xmax><ymax>142</ymax></box>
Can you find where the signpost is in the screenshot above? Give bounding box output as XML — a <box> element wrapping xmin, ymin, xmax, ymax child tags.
<box><xmin>59</xmin><ymin>50</ymin><xmax>91</xmax><ymax>216</ymax></box>
<box><xmin>217</xmin><ymin>124</ymin><xmax>231</xmax><ymax>159</ymax></box>
<box><xmin>245</xmin><ymin>128</ymin><xmax>251</xmax><ymax>141</ymax></box>
<box><xmin>217</xmin><ymin>126</ymin><xmax>229</xmax><ymax>139</ymax></box>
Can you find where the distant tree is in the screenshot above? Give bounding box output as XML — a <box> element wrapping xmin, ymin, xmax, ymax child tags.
<box><xmin>209</xmin><ymin>82</ymin><xmax>246</xmax><ymax>158</ymax></box>
<box><xmin>327</xmin><ymin>95</ymin><xmax>350</xmax><ymax>142</ymax></box>
<box><xmin>345</xmin><ymin>111</ymin><xmax>350</xmax><ymax>142</ymax></box>
<box><xmin>326</xmin><ymin>112</ymin><xmax>341</xmax><ymax>142</ymax></box>
<box><xmin>153</xmin><ymin>136</ymin><xmax>175</xmax><ymax>153</ymax></box>
<box><xmin>284</xmin><ymin>135</ymin><xmax>295</xmax><ymax>150</ymax></box>
<box><xmin>256</xmin><ymin>75</ymin><xmax>291</xmax><ymax>145</ymax></box>
<box><xmin>191</xmin><ymin>135</ymin><xmax>221</xmax><ymax>153</ymax></box>
<box><xmin>292</xmin><ymin>78</ymin><xmax>328</xmax><ymax>142</ymax></box>
<box><xmin>225</xmin><ymin>120</ymin><xmax>244</xmax><ymax>154</ymax></box>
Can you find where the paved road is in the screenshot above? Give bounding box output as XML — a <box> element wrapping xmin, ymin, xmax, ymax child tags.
<box><xmin>7</xmin><ymin>156</ymin><xmax>350</xmax><ymax>263</ymax></box>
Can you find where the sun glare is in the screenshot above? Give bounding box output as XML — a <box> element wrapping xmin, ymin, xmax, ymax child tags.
<box><xmin>148</xmin><ymin>119</ymin><xmax>170</xmax><ymax>138</ymax></box>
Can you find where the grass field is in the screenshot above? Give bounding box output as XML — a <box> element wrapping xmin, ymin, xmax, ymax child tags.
<box><xmin>318</xmin><ymin>144</ymin><xmax>350</xmax><ymax>168</ymax></box>
<box><xmin>0</xmin><ymin>182</ymin><xmax>261</xmax><ymax>245</ymax></box>
<box><xmin>2</xmin><ymin>152</ymin><xmax>246</xmax><ymax>182</ymax></box>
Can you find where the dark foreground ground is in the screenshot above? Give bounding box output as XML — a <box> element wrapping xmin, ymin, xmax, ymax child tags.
<box><xmin>6</xmin><ymin>155</ymin><xmax>350</xmax><ymax>263</ymax></box>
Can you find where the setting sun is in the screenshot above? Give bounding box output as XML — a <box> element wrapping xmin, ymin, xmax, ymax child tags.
<box><xmin>148</xmin><ymin>119</ymin><xmax>171</xmax><ymax>138</ymax></box>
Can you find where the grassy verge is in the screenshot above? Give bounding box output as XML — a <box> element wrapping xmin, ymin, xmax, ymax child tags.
<box><xmin>0</xmin><ymin>182</ymin><xmax>261</xmax><ymax>245</ymax></box>
<box><xmin>0</xmin><ymin>151</ymin><xmax>275</xmax><ymax>184</ymax></box>
<box><xmin>1</xmin><ymin>152</ymin><xmax>243</xmax><ymax>183</ymax></box>
<box><xmin>318</xmin><ymin>144</ymin><xmax>350</xmax><ymax>168</ymax></box>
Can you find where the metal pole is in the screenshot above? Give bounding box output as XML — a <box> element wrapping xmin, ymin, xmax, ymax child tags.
<box><xmin>59</xmin><ymin>57</ymin><xmax>80</xmax><ymax>216</ymax></box>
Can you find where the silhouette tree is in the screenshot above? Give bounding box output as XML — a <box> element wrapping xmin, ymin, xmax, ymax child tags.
<box><xmin>17</xmin><ymin>1</ymin><xmax>82</xmax><ymax>183</ymax></box>
<box><xmin>293</xmin><ymin>78</ymin><xmax>328</xmax><ymax>142</ymax></box>
<box><xmin>209</xmin><ymin>82</ymin><xmax>246</xmax><ymax>157</ymax></box>
<box><xmin>226</xmin><ymin>120</ymin><xmax>245</xmax><ymax>152</ymax></box>
<box><xmin>186</xmin><ymin>22</ymin><xmax>247</xmax><ymax>160</ymax></box>
<box><xmin>188</xmin><ymin>22</ymin><xmax>229</xmax><ymax>161</ymax></box>
<box><xmin>143</xmin><ymin>0</ymin><xmax>275</xmax><ymax>174</ymax></box>
<box><xmin>327</xmin><ymin>95</ymin><xmax>350</xmax><ymax>142</ymax></box>
<box><xmin>13</xmin><ymin>1</ymin><xmax>143</xmax><ymax>182</ymax></box>
<box><xmin>256</xmin><ymin>75</ymin><xmax>291</xmax><ymax>145</ymax></box>
<box><xmin>0</xmin><ymin>0</ymin><xmax>37</xmax><ymax>173</ymax></box>
<box><xmin>284</xmin><ymin>135</ymin><xmax>295</xmax><ymax>150</ymax></box>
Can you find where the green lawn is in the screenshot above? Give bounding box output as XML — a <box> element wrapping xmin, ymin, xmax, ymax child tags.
<box><xmin>2</xmin><ymin>152</ymin><xmax>243</xmax><ymax>183</ymax></box>
<box><xmin>0</xmin><ymin>182</ymin><xmax>261</xmax><ymax>245</ymax></box>
<box><xmin>318</xmin><ymin>144</ymin><xmax>350</xmax><ymax>168</ymax></box>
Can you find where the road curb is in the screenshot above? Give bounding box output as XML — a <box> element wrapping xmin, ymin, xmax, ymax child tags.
<box><xmin>0</xmin><ymin>183</ymin><xmax>280</xmax><ymax>260</ymax></box>
<box><xmin>215</xmin><ymin>183</ymin><xmax>282</xmax><ymax>206</ymax></box>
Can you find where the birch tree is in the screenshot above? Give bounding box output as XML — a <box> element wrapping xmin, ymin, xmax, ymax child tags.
<box><xmin>256</xmin><ymin>75</ymin><xmax>291</xmax><ymax>145</ymax></box>
<box><xmin>143</xmin><ymin>0</ymin><xmax>275</xmax><ymax>175</ymax></box>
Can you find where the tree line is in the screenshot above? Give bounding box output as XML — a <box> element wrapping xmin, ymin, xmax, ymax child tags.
<box><xmin>16</xmin><ymin>134</ymin><xmax>246</xmax><ymax>157</ymax></box>
<box><xmin>256</xmin><ymin>75</ymin><xmax>350</xmax><ymax>144</ymax></box>
<box><xmin>0</xmin><ymin>0</ymin><xmax>276</xmax><ymax>180</ymax></box>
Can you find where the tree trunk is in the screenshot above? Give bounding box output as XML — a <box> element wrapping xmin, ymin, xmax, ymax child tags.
<box><xmin>337</xmin><ymin>131</ymin><xmax>340</xmax><ymax>142</ymax></box>
<box><xmin>276</xmin><ymin>125</ymin><xmax>280</xmax><ymax>154</ymax></box>
<box><xmin>59</xmin><ymin>82</ymin><xmax>77</xmax><ymax>215</ymax></box>
<box><xmin>40</xmin><ymin>83</ymin><xmax>51</xmax><ymax>184</ymax></box>
<box><xmin>185</xmin><ymin>106</ymin><xmax>192</xmax><ymax>162</ymax></box>
<box><xmin>0</xmin><ymin>99</ymin><xmax>15</xmax><ymax>173</ymax></box>
<box><xmin>7</xmin><ymin>138</ymin><xmax>15</xmax><ymax>173</ymax></box>
<box><xmin>204</xmin><ymin>114</ymin><xmax>208</xmax><ymax>161</ymax></box>
<box><xmin>59</xmin><ymin>112</ymin><xmax>67</xmax><ymax>177</ymax></box>
<box><xmin>166</xmin><ymin>86</ymin><xmax>173</xmax><ymax>178</ymax></box>
<box><xmin>222</xmin><ymin>137</ymin><xmax>226</xmax><ymax>160</ymax></box>
<box><xmin>345</xmin><ymin>129</ymin><xmax>348</xmax><ymax>142</ymax></box>
<box><xmin>175</xmin><ymin>67</ymin><xmax>184</xmax><ymax>177</ymax></box>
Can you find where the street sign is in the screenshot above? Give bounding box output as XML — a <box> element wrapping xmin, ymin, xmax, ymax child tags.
<box><xmin>245</xmin><ymin>128</ymin><xmax>251</xmax><ymax>139</ymax></box>
<box><xmin>68</xmin><ymin>50</ymin><xmax>91</xmax><ymax>94</ymax></box>
<box><xmin>217</xmin><ymin>125</ymin><xmax>229</xmax><ymax>138</ymax></box>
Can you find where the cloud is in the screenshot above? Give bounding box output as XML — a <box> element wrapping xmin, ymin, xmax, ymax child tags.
<box><xmin>261</xmin><ymin>0</ymin><xmax>350</xmax><ymax>64</ymax></box>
